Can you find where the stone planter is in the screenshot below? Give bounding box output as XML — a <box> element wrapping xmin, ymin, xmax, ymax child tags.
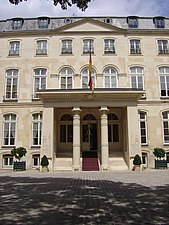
<box><xmin>155</xmin><ymin>159</ymin><xmax>167</xmax><ymax>169</ymax></box>
<box><xmin>13</xmin><ymin>161</ymin><xmax>26</xmax><ymax>171</ymax></box>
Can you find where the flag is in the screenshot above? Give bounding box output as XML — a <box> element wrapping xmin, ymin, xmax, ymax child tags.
<box><xmin>88</xmin><ymin>52</ymin><xmax>94</xmax><ymax>92</ymax></box>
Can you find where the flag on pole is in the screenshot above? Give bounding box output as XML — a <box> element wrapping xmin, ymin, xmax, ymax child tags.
<box><xmin>88</xmin><ymin>52</ymin><xmax>94</xmax><ymax>92</ymax></box>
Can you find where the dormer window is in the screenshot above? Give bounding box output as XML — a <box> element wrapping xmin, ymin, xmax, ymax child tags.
<box><xmin>38</xmin><ymin>17</ymin><xmax>50</xmax><ymax>29</ymax></box>
<box><xmin>153</xmin><ymin>17</ymin><xmax>165</xmax><ymax>28</ymax></box>
<box><xmin>12</xmin><ymin>18</ymin><xmax>24</xmax><ymax>30</ymax></box>
<box><xmin>127</xmin><ymin>16</ymin><xmax>138</xmax><ymax>28</ymax></box>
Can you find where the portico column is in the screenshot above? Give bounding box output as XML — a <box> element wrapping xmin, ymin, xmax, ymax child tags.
<box><xmin>72</xmin><ymin>107</ymin><xmax>81</xmax><ymax>171</ymax></box>
<box><xmin>100</xmin><ymin>106</ymin><xmax>109</xmax><ymax>170</ymax></box>
<box><xmin>41</xmin><ymin>107</ymin><xmax>54</xmax><ymax>171</ymax></box>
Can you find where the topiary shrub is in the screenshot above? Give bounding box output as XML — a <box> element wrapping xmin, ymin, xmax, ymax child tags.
<box><xmin>41</xmin><ymin>155</ymin><xmax>49</xmax><ymax>167</ymax></box>
<box><xmin>133</xmin><ymin>154</ymin><xmax>142</xmax><ymax>165</ymax></box>
<box><xmin>153</xmin><ymin>147</ymin><xmax>166</xmax><ymax>159</ymax></box>
<box><xmin>11</xmin><ymin>147</ymin><xmax>27</xmax><ymax>161</ymax></box>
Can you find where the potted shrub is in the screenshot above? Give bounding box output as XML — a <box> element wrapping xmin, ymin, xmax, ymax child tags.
<box><xmin>40</xmin><ymin>155</ymin><xmax>49</xmax><ymax>172</ymax></box>
<box><xmin>153</xmin><ymin>147</ymin><xmax>167</xmax><ymax>169</ymax></box>
<box><xmin>132</xmin><ymin>154</ymin><xmax>142</xmax><ymax>171</ymax></box>
<box><xmin>11</xmin><ymin>147</ymin><xmax>27</xmax><ymax>171</ymax></box>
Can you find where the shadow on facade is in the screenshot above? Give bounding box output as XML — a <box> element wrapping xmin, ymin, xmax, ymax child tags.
<box><xmin>0</xmin><ymin>176</ymin><xmax>169</xmax><ymax>225</ymax></box>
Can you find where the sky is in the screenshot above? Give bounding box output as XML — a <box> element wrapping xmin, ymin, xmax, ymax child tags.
<box><xmin>0</xmin><ymin>0</ymin><xmax>169</xmax><ymax>20</ymax></box>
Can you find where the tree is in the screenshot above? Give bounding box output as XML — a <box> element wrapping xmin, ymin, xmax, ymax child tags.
<box><xmin>11</xmin><ymin>147</ymin><xmax>27</xmax><ymax>161</ymax></box>
<box><xmin>9</xmin><ymin>0</ymin><xmax>93</xmax><ymax>11</ymax></box>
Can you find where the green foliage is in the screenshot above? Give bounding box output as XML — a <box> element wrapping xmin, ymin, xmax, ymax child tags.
<box><xmin>41</xmin><ymin>155</ymin><xmax>49</xmax><ymax>167</ymax></box>
<box><xmin>11</xmin><ymin>147</ymin><xmax>27</xmax><ymax>161</ymax></box>
<box><xmin>153</xmin><ymin>147</ymin><xmax>166</xmax><ymax>159</ymax></box>
<box><xmin>133</xmin><ymin>154</ymin><xmax>142</xmax><ymax>165</ymax></box>
<box><xmin>9</xmin><ymin>0</ymin><xmax>93</xmax><ymax>11</ymax></box>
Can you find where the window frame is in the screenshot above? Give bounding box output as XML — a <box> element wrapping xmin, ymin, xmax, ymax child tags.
<box><xmin>36</xmin><ymin>40</ymin><xmax>47</xmax><ymax>55</ymax></box>
<box><xmin>157</xmin><ymin>40</ymin><xmax>169</xmax><ymax>54</ymax></box>
<box><xmin>130</xmin><ymin>66</ymin><xmax>144</xmax><ymax>89</ymax></box>
<box><xmin>33</xmin><ymin>68</ymin><xmax>47</xmax><ymax>98</ymax></box>
<box><xmin>81</xmin><ymin>67</ymin><xmax>96</xmax><ymax>89</ymax></box>
<box><xmin>104</xmin><ymin>39</ymin><xmax>116</xmax><ymax>54</ymax></box>
<box><xmin>61</xmin><ymin>39</ymin><xmax>73</xmax><ymax>54</ymax></box>
<box><xmin>59</xmin><ymin>67</ymin><xmax>74</xmax><ymax>89</ymax></box>
<box><xmin>9</xmin><ymin>41</ymin><xmax>20</xmax><ymax>56</ymax></box>
<box><xmin>83</xmin><ymin>39</ymin><xmax>94</xmax><ymax>54</ymax></box>
<box><xmin>103</xmin><ymin>67</ymin><xmax>118</xmax><ymax>88</ymax></box>
<box><xmin>3</xmin><ymin>114</ymin><xmax>17</xmax><ymax>146</ymax></box>
<box><xmin>5</xmin><ymin>69</ymin><xmax>19</xmax><ymax>100</ymax></box>
<box><xmin>162</xmin><ymin>112</ymin><xmax>169</xmax><ymax>144</ymax></box>
<box><xmin>130</xmin><ymin>39</ymin><xmax>141</xmax><ymax>55</ymax></box>
<box><xmin>32</xmin><ymin>113</ymin><xmax>42</xmax><ymax>146</ymax></box>
<box><xmin>139</xmin><ymin>111</ymin><xmax>148</xmax><ymax>145</ymax></box>
<box><xmin>127</xmin><ymin>16</ymin><xmax>138</xmax><ymax>28</ymax></box>
<box><xmin>159</xmin><ymin>67</ymin><xmax>169</xmax><ymax>97</ymax></box>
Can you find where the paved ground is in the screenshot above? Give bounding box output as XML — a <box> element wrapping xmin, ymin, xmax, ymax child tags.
<box><xmin>0</xmin><ymin>169</ymin><xmax>169</xmax><ymax>225</ymax></box>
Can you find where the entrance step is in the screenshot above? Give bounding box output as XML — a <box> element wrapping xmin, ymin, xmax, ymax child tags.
<box><xmin>109</xmin><ymin>152</ymin><xmax>128</xmax><ymax>170</ymax></box>
<box><xmin>82</xmin><ymin>151</ymin><xmax>99</xmax><ymax>171</ymax></box>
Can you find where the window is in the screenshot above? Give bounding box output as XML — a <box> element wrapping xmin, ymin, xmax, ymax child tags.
<box><xmin>5</xmin><ymin>69</ymin><xmax>18</xmax><ymax>100</ymax></box>
<box><xmin>162</xmin><ymin>112</ymin><xmax>169</xmax><ymax>144</ymax></box>
<box><xmin>36</xmin><ymin>40</ymin><xmax>47</xmax><ymax>55</ymax></box>
<box><xmin>81</xmin><ymin>67</ymin><xmax>96</xmax><ymax>89</ymax></box>
<box><xmin>103</xmin><ymin>67</ymin><xmax>118</xmax><ymax>88</ymax></box>
<box><xmin>83</xmin><ymin>39</ymin><xmax>94</xmax><ymax>54</ymax></box>
<box><xmin>61</xmin><ymin>40</ymin><xmax>72</xmax><ymax>54</ymax></box>
<box><xmin>60</xmin><ymin>67</ymin><xmax>73</xmax><ymax>89</ymax></box>
<box><xmin>108</xmin><ymin>113</ymin><xmax>119</xmax><ymax>142</ymax></box>
<box><xmin>12</xmin><ymin>18</ymin><xmax>23</xmax><ymax>30</ymax></box>
<box><xmin>32</xmin><ymin>154</ymin><xmax>40</xmax><ymax>167</ymax></box>
<box><xmin>157</xmin><ymin>40</ymin><xmax>169</xmax><ymax>54</ymax></box>
<box><xmin>154</xmin><ymin>17</ymin><xmax>165</xmax><ymax>28</ymax></box>
<box><xmin>104</xmin><ymin>39</ymin><xmax>115</xmax><ymax>54</ymax></box>
<box><xmin>130</xmin><ymin>67</ymin><xmax>144</xmax><ymax>89</ymax></box>
<box><xmin>3</xmin><ymin>114</ymin><xmax>16</xmax><ymax>146</ymax></box>
<box><xmin>142</xmin><ymin>152</ymin><xmax>148</xmax><ymax>167</ymax></box>
<box><xmin>139</xmin><ymin>112</ymin><xmax>147</xmax><ymax>145</ymax></box>
<box><xmin>130</xmin><ymin>39</ymin><xmax>141</xmax><ymax>54</ymax></box>
<box><xmin>33</xmin><ymin>68</ymin><xmax>47</xmax><ymax>98</ymax></box>
<box><xmin>32</xmin><ymin>114</ymin><xmax>42</xmax><ymax>146</ymax></box>
<box><xmin>159</xmin><ymin>67</ymin><xmax>169</xmax><ymax>97</ymax></box>
<box><xmin>38</xmin><ymin>17</ymin><xmax>50</xmax><ymax>29</ymax></box>
<box><xmin>9</xmin><ymin>41</ymin><xmax>20</xmax><ymax>56</ymax></box>
<box><xmin>60</xmin><ymin>114</ymin><xmax>73</xmax><ymax>142</ymax></box>
<box><xmin>127</xmin><ymin>16</ymin><xmax>138</xmax><ymax>28</ymax></box>
<box><xmin>3</xmin><ymin>154</ymin><xmax>13</xmax><ymax>168</ymax></box>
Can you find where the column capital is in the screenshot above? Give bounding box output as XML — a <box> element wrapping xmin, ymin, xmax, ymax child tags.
<box><xmin>72</xmin><ymin>106</ymin><xmax>81</xmax><ymax>113</ymax></box>
<box><xmin>99</xmin><ymin>106</ymin><xmax>109</xmax><ymax>114</ymax></box>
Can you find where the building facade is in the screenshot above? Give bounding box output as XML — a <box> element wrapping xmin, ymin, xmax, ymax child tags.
<box><xmin>0</xmin><ymin>16</ymin><xmax>169</xmax><ymax>171</ymax></box>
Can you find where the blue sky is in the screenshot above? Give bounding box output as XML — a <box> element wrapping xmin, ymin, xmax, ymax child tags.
<box><xmin>0</xmin><ymin>0</ymin><xmax>169</xmax><ymax>20</ymax></box>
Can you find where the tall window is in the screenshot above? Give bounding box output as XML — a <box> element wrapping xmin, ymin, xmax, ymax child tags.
<box><xmin>9</xmin><ymin>41</ymin><xmax>20</xmax><ymax>56</ymax></box>
<box><xmin>103</xmin><ymin>67</ymin><xmax>118</xmax><ymax>88</ymax></box>
<box><xmin>139</xmin><ymin>112</ymin><xmax>147</xmax><ymax>144</ymax></box>
<box><xmin>32</xmin><ymin>113</ymin><xmax>42</xmax><ymax>146</ymax></box>
<box><xmin>108</xmin><ymin>113</ymin><xmax>119</xmax><ymax>142</ymax></box>
<box><xmin>60</xmin><ymin>67</ymin><xmax>73</xmax><ymax>89</ymax></box>
<box><xmin>60</xmin><ymin>114</ymin><xmax>73</xmax><ymax>142</ymax></box>
<box><xmin>83</xmin><ymin>39</ymin><xmax>94</xmax><ymax>54</ymax></box>
<box><xmin>130</xmin><ymin>39</ymin><xmax>141</xmax><ymax>54</ymax></box>
<box><xmin>81</xmin><ymin>67</ymin><xmax>96</xmax><ymax>89</ymax></box>
<box><xmin>5</xmin><ymin>69</ymin><xmax>18</xmax><ymax>100</ymax></box>
<box><xmin>130</xmin><ymin>67</ymin><xmax>144</xmax><ymax>89</ymax></box>
<box><xmin>36</xmin><ymin>40</ymin><xmax>47</xmax><ymax>55</ymax></box>
<box><xmin>3</xmin><ymin>114</ymin><xmax>16</xmax><ymax>146</ymax></box>
<box><xmin>127</xmin><ymin>16</ymin><xmax>138</xmax><ymax>28</ymax></box>
<box><xmin>61</xmin><ymin>40</ymin><xmax>72</xmax><ymax>54</ymax></box>
<box><xmin>162</xmin><ymin>112</ymin><xmax>169</xmax><ymax>144</ymax></box>
<box><xmin>157</xmin><ymin>40</ymin><xmax>169</xmax><ymax>54</ymax></box>
<box><xmin>33</xmin><ymin>68</ymin><xmax>47</xmax><ymax>98</ymax></box>
<box><xmin>159</xmin><ymin>67</ymin><xmax>169</xmax><ymax>97</ymax></box>
<box><xmin>154</xmin><ymin>17</ymin><xmax>165</xmax><ymax>28</ymax></box>
<box><xmin>104</xmin><ymin>39</ymin><xmax>115</xmax><ymax>54</ymax></box>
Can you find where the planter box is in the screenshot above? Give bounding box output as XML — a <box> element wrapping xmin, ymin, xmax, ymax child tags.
<box><xmin>13</xmin><ymin>161</ymin><xmax>26</xmax><ymax>171</ymax></box>
<box><xmin>155</xmin><ymin>159</ymin><xmax>167</xmax><ymax>169</ymax></box>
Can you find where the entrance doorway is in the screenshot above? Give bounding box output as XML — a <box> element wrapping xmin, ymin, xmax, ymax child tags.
<box><xmin>82</xmin><ymin>114</ymin><xmax>97</xmax><ymax>151</ymax></box>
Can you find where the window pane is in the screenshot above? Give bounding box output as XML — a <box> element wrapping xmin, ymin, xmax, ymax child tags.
<box><xmin>83</xmin><ymin>125</ymin><xmax>88</xmax><ymax>142</ymax></box>
<box><xmin>113</xmin><ymin>124</ymin><xmax>119</xmax><ymax>142</ymax></box>
<box><xmin>60</xmin><ymin>125</ymin><xmax>66</xmax><ymax>142</ymax></box>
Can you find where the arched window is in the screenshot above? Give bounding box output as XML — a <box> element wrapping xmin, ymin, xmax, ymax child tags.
<box><xmin>162</xmin><ymin>111</ymin><xmax>169</xmax><ymax>144</ymax></box>
<box><xmin>139</xmin><ymin>111</ymin><xmax>147</xmax><ymax>144</ymax></box>
<box><xmin>3</xmin><ymin>114</ymin><xmax>16</xmax><ymax>146</ymax></box>
<box><xmin>32</xmin><ymin>113</ymin><xmax>42</xmax><ymax>146</ymax></box>
<box><xmin>103</xmin><ymin>67</ymin><xmax>118</xmax><ymax>88</ymax></box>
<box><xmin>60</xmin><ymin>67</ymin><xmax>74</xmax><ymax>89</ymax></box>
<box><xmin>159</xmin><ymin>67</ymin><xmax>169</xmax><ymax>97</ymax></box>
<box><xmin>130</xmin><ymin>67</ymin><xmax>144</xmax><ymax>89</ymax></box>
<box><xmin>60</xmin><ymin>114</ymin><xmax>73</xmax><ymax>142</ymax></box>
<box><xmin>83</xmin><ymin>114</ymin><xmax>96</xmax><ymax>121</ymax></box>
<box><xmin>5</xmin><ymin>69</ymin><xmax>18</xmax><ymax>100</ymax></box>
<box><xmin>81</xmin><ymin>67</ymin><xmax>96</xmax><ymax>89</ymax></box>
<box><xmin>33</xmin><ymin>68</ymin><xmax>47</xmax><ymax>98</ymax></box>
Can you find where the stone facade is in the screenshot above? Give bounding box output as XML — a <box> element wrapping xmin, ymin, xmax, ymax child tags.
<box><xmin>0</xmin><ymin>16</ymin><xmax>169</xmax><ymax>171</ymax></box>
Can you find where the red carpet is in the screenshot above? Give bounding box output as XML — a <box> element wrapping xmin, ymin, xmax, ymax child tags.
<box><xmin>82</xmin><ymin>151</ymin><xmax>99</xmax><ymax>171</ymax></box>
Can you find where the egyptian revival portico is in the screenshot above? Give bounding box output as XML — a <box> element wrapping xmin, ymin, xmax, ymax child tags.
<box><xmin>37</xmin><ymin>88</ymin><xmax>144</xmax><ymax>171</ymax></box>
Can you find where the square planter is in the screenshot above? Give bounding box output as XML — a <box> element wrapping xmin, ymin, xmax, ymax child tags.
<box><xmin>13</xmin><ymin>161</ymin><xmax>26</xmax><ymax>171</ymax></box>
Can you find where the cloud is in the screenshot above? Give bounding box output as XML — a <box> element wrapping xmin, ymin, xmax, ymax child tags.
<box><xmin>0</xmin><ymin>0</ymin><xmax>168</xmax><ymax>20</ymax></box>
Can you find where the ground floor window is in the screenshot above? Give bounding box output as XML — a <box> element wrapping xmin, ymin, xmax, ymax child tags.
<box><xmin>142</xmin><ymin>152</ymin><xmax>148</xmax><ymax>167</ymax></box>
<box><xmin>3</xmin><ymin>154</ymin><xmax>13</xmax><ymax>168</ymax></box>
<box><xmin>32</xmin><ymin>154</ymin><xmax>40</xmax><ymax>167</ymax></box>
<box><xmin>167</xmin><ymin>152</ymin><xmax>169</xmax><ymax>163</ymax></box>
